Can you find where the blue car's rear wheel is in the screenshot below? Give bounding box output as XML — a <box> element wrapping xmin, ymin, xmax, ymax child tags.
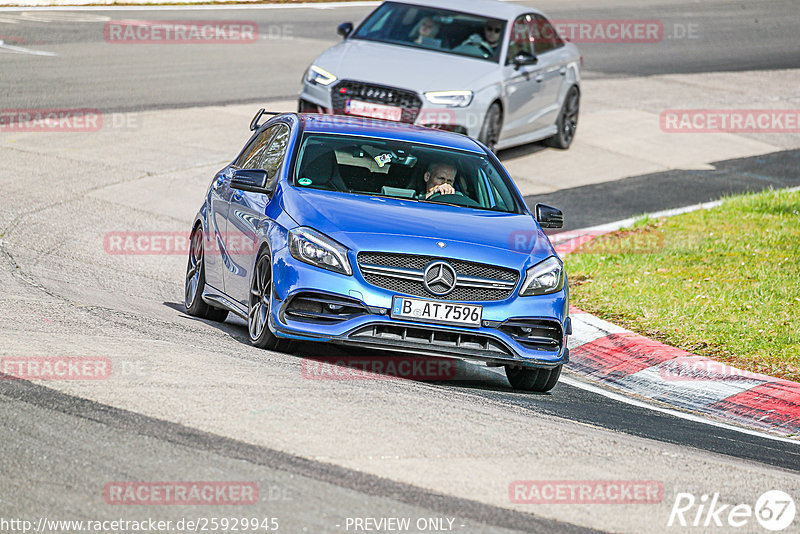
<box><xmin>248</xmin><ymin>250</ymin><xmax>294</xmax><ymax>352</ymax></box>
<box><xmin>185</xmin><ymin>226</ymin><xmax>228</xmax><ymax>322</ymax></box>
<box><xmin>504</xmin><ymin>364</ymin><xmax>561</xmax><ymax>392</ymax></box>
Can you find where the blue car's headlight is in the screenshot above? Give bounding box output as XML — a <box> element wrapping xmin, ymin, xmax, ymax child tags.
<box><xmin>305</xmin><ymin>65</ymin><xmax>338</xmax><ymax>86</ymax></box>
<box><xmin>519</xmin><ymin>257</ymin><xmax>564</xmax><ymax>296</ymax></box>
<box><xmin>289</xmin><ymin>227</ymin><xmax>352</xmax><ymax>276</ymax></box>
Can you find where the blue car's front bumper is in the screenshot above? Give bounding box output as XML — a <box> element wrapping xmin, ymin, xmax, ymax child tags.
<box><xmin>269</xmin><ymin>246</ymin><xmax>570</xmax><ymax>369</ymax></box>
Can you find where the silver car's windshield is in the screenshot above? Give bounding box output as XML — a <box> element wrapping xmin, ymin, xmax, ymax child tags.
<box><xmin>351</xmin><ymin>2</ymin><xmax>506</xmax><ymax>63</ymax></box>
<box><xmin>293</xmin><ymin>133</ymin><xmax>520</xmax><ymax>213</ymax></box>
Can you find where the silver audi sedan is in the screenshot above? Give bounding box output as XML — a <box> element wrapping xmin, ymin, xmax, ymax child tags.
<box><xmin>299</xmin><ymin>0</ymin><xmax>581</xmax><ymax>152</ymax></box>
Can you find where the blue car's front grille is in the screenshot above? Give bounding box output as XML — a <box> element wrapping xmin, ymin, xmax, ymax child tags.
<box><xmin>357</xmin><ymin>252</ymin><xmax>519</xmax><ymax>302</ymax></box>
<box><xmin>331</xmin><ymin>80</ymin><xmax>422</xmax><ymax>124</ymax></box>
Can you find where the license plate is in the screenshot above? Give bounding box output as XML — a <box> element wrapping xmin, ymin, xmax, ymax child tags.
<box><xmin>345</xmin><ymin>99</ymin><xmax>403</xmax><ymax>122</ymax></box>
<box><xmin>391</xmin><ymin>296</ymin><xmax>482</xmax><ymax>327</ymax></box>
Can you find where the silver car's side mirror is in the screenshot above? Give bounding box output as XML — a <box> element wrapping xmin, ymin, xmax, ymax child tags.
<box><xmin>513</xmin><ymin>51</ymin><xmax>538</xmax><ymax>70</ymax></box>
<box><xmin>337</xmin><ymin>22</ymin><xmax>354</xmax><ymax>39</ymax></box>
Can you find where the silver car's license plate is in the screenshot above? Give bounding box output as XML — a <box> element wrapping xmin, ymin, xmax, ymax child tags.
<box><xmin>345</xmin><ymin>99</ymin><xmax>403</xmax><ymax>122</ymax></box>
<box><xmin>391</xmin><ymin>296</ymin><xmax>482</xmax><ymax>327</ymax></box>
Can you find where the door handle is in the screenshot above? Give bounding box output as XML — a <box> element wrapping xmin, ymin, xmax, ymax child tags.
<box><xmin>535</xmin><ymin>74</ymin><xmax>544</xmax><ymax>83</ymax></box>
<box><xmin>559</xmin><ymin>66</ymin><xmax>567</xmax><ymax>76</ymax></box>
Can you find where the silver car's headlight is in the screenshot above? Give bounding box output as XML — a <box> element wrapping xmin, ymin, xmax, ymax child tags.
<box><xmin>519</xmin><ymin>257</ymin><xmax>565</xmax><ymax>296</ymax></box>
<box><xmin>289</xmin><ymin>227</ymin><xmax>352</xmax><ymax>275</ymax></box>
<box><xmin>424</xmin><ymin>90</ymin><xmax>474</xmax><ymax>108</ymax></box>
<box><xmin>305</xmin><ymin>65</ymin><xmax>338</xmax><ymax>86</ymax></box>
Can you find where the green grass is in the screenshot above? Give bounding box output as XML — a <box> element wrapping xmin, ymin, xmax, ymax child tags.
<box><xmin>566</xmin><ymin>188</ymin><xmax>800</xmax><ymax>382</ymax></box>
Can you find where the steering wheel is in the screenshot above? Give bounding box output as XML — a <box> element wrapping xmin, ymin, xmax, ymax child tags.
<box><xmin>426</xmin><ymin>192</ymin><xmax>481</xmax><ymax>208</ymax></box>
<box><xmin>427</xmin><ymin>190</ymin><xmax>463</xmax><ymax>199</ymax></box>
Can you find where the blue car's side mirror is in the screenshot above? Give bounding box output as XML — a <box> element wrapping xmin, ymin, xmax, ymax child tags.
<box><xmin>231</xmin><ymin>169</ymin><xmax>271</xmax><ymax>194</ymax></box>
<box><xmin>535</xmin><ymin>203</ymin><xmax>563</xmax><ymax>228</ymax></box>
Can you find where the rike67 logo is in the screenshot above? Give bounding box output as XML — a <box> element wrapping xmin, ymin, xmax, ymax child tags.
<box><xmin>668</xmin><ymin>490</ymin><xmax>796</xmax><ymax>531</ymax></box>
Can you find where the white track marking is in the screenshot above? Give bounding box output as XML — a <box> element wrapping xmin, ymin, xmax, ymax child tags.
<box><xmin>568</xmin><ymin>312</ymin><xmax>629</xmax><ymax>347</ymax></box>
<box><xmin>618</xmin><ymin>366</ymin><xmax>765</xmax><ymax>406</ymax></box>
<box><xmin>0</xmin><ymin>39</ymin><xmax>57</xmax><ymax>55</ymax></box>
<box><xmin>481</xmin><ymin>364</ymin><xmax>798</xmax><ymax>444</ymax></box>
<box><xmin>18</xmin><ymin>11</ymin><xmax>110</xmax><ymax>21</ymax></box>
<box><xmin>560</xmin><ymin>375</ymin><xmax>800</xmax><ymax>445</ymax></box>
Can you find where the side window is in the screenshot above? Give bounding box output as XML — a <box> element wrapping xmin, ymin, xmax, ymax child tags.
<box><xmin>506</xmin><ymin>15</ymin><xmax>534</xmax><ymax>64</ymax></box>
<box><xmin>532</xmin><ymin>15</ymin><xmax>563</xmax><ymax>54</ymax></box>
<box><xmin>234</xmin><ymin>125</ymin><xmax>279</xmax><ymax>168</ymax></box>
<box><xmin>251</xmin><ymin>125</ymin><xmax>291</xmax><ymax>188</ymax></box>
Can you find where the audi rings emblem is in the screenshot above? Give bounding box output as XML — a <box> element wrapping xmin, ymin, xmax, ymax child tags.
<box><xmin>423</xmin><ymin>261</ymin><xmax>457</xmax><ymax>296</ymax></box>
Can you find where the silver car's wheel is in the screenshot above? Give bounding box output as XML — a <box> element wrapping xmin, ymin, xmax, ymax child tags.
<box><xmin>478</xmin><ymin>102</ymin><xmax>503</xmax><ymax>153</ymax></box>
<box><xmin>546</xmin><ymin>86</ymin><xmax>579</xmax><ymax>149</ymax></box>
<box><xmin>248</xmin><ymin>250</ymin><xmax>295</xmax><ymax>352</ymax></box>
<box><xmin>185</xmin><ymin>226</ymin><xmax>229</xmax><ymax>322</ymax></box>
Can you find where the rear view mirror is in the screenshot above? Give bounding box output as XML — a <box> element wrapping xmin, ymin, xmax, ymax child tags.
<box><xmin>535</xmin><ymin>203</ymin><xmax>563</xmax><ymax>229</ymax></box>
<box><xmin>231</xmin><ymin>169</ymin><xmax>270</xmax><ymax>194</ymax></box>
<box><xmin>338</xmin><ymin>22</ymin><xmax>354</xmax><ymax>39</ymax></box>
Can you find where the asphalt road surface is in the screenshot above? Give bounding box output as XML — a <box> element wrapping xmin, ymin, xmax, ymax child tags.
<box><xmin>1</xmin><ymin>1</ymin><xmax>799</xmax><ymax>532</ymax></box>
<box><xmin>0</xmin><ymin>0</ymin><xmax>798</xmax><ymax>111</ymax></box>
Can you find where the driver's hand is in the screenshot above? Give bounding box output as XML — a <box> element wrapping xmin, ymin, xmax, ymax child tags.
<box><xmin>426</xmin><ymin>183</ymin><xmax>455</xmax><ymax>198</ymax></box>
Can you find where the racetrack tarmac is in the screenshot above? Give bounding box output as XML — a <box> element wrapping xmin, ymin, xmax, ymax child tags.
<box><xmin>1</xmin><ymin>1</ymin><xmax>799</xmax><ymax>532</ymax></box>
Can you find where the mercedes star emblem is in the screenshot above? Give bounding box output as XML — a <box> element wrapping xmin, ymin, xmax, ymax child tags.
<box><xmin>423</xmin><ymin>261</ymin><xmax>457</xmax><ymax>296</ymax></box>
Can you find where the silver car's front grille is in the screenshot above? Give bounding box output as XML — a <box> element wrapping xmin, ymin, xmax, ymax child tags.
<box><xmin>331</xmin><ymin>80</ymin><xmax>422</xmax><ymax>123</ymax></box>
<box><xmin>357</xmin><ymin>252</ymin><xmax>519</xmax><ymax>302</ymax></box>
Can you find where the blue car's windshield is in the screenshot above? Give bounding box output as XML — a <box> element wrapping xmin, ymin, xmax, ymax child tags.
<box><xmin>351</xmin><ymin>2</ymin><xmax>506</xmax><ymax>62</ymax></box>
<box><xmin>293</xmin><ymin>133</ymin><xmax>520</xmax><ymax>214</ymax></box>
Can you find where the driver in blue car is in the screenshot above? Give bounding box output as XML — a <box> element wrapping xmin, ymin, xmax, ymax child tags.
<box><xmin>423</xmin><ymin>161</ymin><xmax>457</xmax><ymax>198</ymax></box>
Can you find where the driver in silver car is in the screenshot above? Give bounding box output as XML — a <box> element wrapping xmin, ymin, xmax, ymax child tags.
<box><xmin>455</xmin><ymin>20</ymin><xmax>504</xmax><ymax>58</ymax></box>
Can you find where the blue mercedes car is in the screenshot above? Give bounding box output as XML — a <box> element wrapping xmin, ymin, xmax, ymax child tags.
<box><xmin>185</xmin><ymin>110</ymin><xmax>571</xmax><ymax>392</ymax></box>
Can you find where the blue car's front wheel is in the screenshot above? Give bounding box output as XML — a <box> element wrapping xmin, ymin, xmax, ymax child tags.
<box><xmin>248</xmin><ymin>250</ymin><xmax>294</xmax><ymax>353</ymax></box>
<box><xmin>505</xmin><ymin>364</ymin><xmax>562</xmax><ymax>393</ymax></box>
